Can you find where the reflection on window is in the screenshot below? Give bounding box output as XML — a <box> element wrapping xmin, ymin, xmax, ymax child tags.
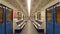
<box><xmin>0</xmin><ymin>7</ymin><xmax>3</xmax><ymax>24</ymax></box>
<box><xmin>7</xmin><ymin>9</ymin><xmax>12</xmax><ymax>22</ymax></box>
<box><xmin>56</xmin><ymin>6</ymin><xmax>60</xmax><ymax>24</ymax></box>
<box><xmin>47</xmin><ymin>9</ymin><xmax>52</xmax><ymax>22</ymax></box>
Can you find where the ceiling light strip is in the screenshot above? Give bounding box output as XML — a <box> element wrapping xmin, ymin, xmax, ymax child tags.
<box><xmin>27</xmin><ymin>0</ymin><xmax>31</xmax><ymax>16</ymax></box>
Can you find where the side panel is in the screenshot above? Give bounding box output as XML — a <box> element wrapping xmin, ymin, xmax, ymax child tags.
<box><xmin>0</xmin><ymin>5</ymin><xmax>5</xmax><ymax>34</ymax></box>
<box><xmin>6</xmin><ymin>8</ymin><xmax>13</xmax><ymax>34</ymax></box>
<box><xmin>55</xmin><ymin>4</ymin><xmax>60</xmax><ymax>34</ymax></box>
<box><xmin>46</xmin><ymin>7</ymin><xmax>54</xmax><ymax>34</ymax></box>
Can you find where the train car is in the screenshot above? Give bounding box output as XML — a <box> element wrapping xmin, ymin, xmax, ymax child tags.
<box><xmin>0</xmin><ymin>0</ymin><xmax>60</xmax><ymax>34</ymax></box>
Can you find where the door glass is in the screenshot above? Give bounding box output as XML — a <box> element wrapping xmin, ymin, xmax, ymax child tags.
<box><xmin>0</xmin><ymin>7</ymin><xmax>3</xmax><ymax>24</ymax></box>
<box><xmin>47</xmin><ymin>8</ymin><xmax>52</xmax><ymax>22</ymax></box>
<box><xmin>7</xmin><ymin>9</ymin><xmax>12</xmax><ymax>22</ymax></box>
<box><xmin>56</xmin><ymin>6</ymin><xmax>60</xmax><ymax>24</ymax></box>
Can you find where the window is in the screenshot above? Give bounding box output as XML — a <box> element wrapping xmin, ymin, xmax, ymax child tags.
<box><xmin>47</xmin><ymin>8</ymin><xmax>52</xmax><ymax>22</ymax></box>
<box><xmin>38</xmin><ymin>13</ymin><xmax>41</xmax><ymax>20</ymax></box>
<box><xmin>7</xmin><ymin>9</ymin><xmax>12</xmax><ymax>22</ymax></box>
<box><xmin>34</xmin><ymin>15</ymin><xmax>35</xmax><ymax>19</ymax></box>
<box><xmin>56</xmin><ymin>6</ymin><xmax>60</xmax><ymax>24</ymax></box>
<box><xmin>0</xmin><ymin>7</ymin><xmax>3</xmax><ymax>24</ymax></box>
<box><xmin>37</xmin><ymin>12</ymin><xmax>41</xmax><ymax>20</ymax></box>
<box><xmin>17</xmin><ymin>12</ymin><xmax>21</xmax><ymax>20</ymax></box>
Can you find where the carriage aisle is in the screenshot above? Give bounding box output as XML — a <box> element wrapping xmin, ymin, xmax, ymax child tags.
<box><xmin>20</xmin><ymin>20</ymin><xmax>39</xmax><ymax>34</ymax></box>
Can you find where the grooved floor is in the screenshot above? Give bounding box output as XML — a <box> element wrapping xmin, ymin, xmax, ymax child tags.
<box><xmin>20</xmin><ymin>20</ymin><xmax>39</xmax><ymax>34</ymax></box>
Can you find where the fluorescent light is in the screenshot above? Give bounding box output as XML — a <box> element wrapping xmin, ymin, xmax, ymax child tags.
<box><xmin>27</xmin><ymin>0</ymin><xmax>31</xmax><ymax>16</ymax></box>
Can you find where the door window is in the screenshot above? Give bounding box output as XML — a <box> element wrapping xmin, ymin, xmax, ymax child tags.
<box><xmin>47</xmin><ymin>8</ymin><xmax>52</xmax><ymax>22</ymax></box>
<box><xmin>7</xmin><ymin>9</ymin><xmax>12</xmax><ymax>22</ymax></box>
<box><xmin>56</xmin><ymin>6</ymin><xmax>60</xmax><ymax>24</ymax></box>
<box><xmin>0</xmin><ymin>7</ymin><xmax>3</xmax><ymax>24</ymax></box>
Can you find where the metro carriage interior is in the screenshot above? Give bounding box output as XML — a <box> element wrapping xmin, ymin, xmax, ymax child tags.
<box><xmin>0</xmin><ymin>0</ymin><xmax>60</xmax><ymax>34</ymax></box>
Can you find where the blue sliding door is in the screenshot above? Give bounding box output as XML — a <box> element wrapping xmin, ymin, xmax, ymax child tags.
<box><xmin>0</xmin><ymin>4</ymin><xmax>6</xmax><ymax>34</ymax></box>
<box><xmin>46</xmin><ymin>7</ymin><xmax>54</xmax><ymax>34</ymax></box>
<box><xmin>54</xmin><ymin>4</ymin><xmax>60</xmax><ymax>34</ymax></box>
<box><xmin>6</xmin><ymin>8</ymin><xmax>13</xmax><ymax>34</ymax></box>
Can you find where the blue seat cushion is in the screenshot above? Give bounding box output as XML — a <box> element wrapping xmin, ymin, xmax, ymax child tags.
<box><xmin>36</xmin><ymin>29</ymin><xmax>44</xmax><ymax>33</ymax></box>
<box><xmin>15</xmin><ymin>29</ymin><xmax>22</xmax><ymax>33</ymax></box>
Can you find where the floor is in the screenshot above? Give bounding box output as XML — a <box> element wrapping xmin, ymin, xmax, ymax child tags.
<box><xmin>20</xmin><ymin>20</ymin><xmax>43</xmax><ymax>34</ymax></box>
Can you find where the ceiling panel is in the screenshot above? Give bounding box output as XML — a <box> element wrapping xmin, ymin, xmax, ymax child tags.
<box><xmin>5</xmin><ymin>0</ymin><xmax>19</xmax><ymax>9</ymax></box>
<box><xmin>5</xmin><ymin>0</ymin><xmax>52</xmax><ymax>16</ymax></box>
<box><xmin>5</xmin><ymin>0</ymin><xmax>27</xmax><ymax>15</ymax></box>
<box><xmin>19</xmin><ymin>0</ymin><xmax>27</xmax><ymax>11</ymax></box>
<box><xmin>30</xmin><ymin>0</ymin><xmax>52</xmax><ymax>15</ymax></box>
<box><xmin>31</xmin><ymin>0</ymin><xmax>40</xmax><ymax>12</ymax></box>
